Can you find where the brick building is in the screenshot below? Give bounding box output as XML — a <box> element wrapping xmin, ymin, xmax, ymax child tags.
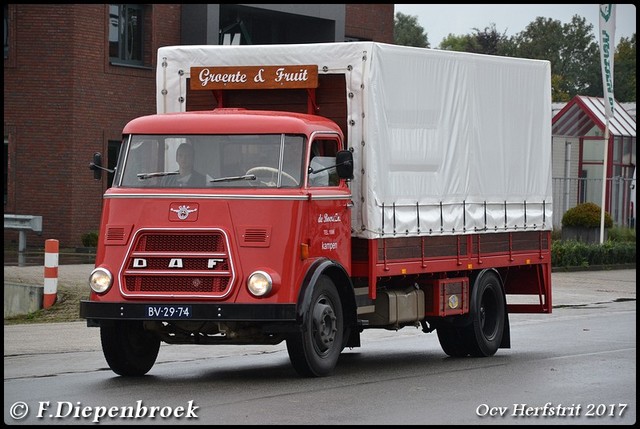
<box><xmin>4</xmin><ymin>4</ymin><xmax>394</xmax><ymax>249</ymax></box>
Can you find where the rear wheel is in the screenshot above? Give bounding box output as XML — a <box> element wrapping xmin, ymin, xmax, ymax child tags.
<box><xmin>436</xmin><ymin>271</ymin><xmax>505</xmax><ymax>358</ymax></box>
<box><xmin>100</xmin><ymin>321</ymin><xmax>160</xmax><ymax>376</ymax></box>
<box><xmin>465</xmin><ymin>271</ymin><xmax>505</xmax><ymax>357</ymax></box>
<box><xmin>286</xmin><ymin>275</ymin><xmax>343</xmax><ymax>377</ymax></box>
<box><xmin>436</xmin><ymin>325</ymin><xmax>470</xmax><ymax>357</ymax></box>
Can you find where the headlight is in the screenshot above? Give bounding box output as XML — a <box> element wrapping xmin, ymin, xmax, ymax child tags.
<box><xmin>247</xmin><ymin>271</ymin><xmax>273</xmax><ymax>297</ymax></box>
<box><xmin>89</xmin><ymin>267</ymin><xmax>113</xmax><ymax>294</ymax></box>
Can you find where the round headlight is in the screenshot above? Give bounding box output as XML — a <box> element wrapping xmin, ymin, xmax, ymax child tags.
<box><xmin>247</xmin><ymin>271</ymin><xmax>273</xmax><ymax>297</ymax></box>
<box><xmin>89</xmin><ymin>267</ymin><xmax>113</xmax><ymax>294</ymax></box>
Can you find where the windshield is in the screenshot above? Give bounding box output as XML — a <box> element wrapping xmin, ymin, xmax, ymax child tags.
<box><xmin>115</xmin><ymin>134</ymin><xmax>304</xmax><ymax>189</ymax></box>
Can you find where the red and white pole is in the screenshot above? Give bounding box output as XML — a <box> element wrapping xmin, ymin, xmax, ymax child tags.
<box><xmin>43</xmin><ymin>239</ymin><xmax>59</xmax><ymax>309</ymax></box>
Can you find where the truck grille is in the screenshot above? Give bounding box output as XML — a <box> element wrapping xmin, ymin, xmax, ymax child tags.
<box><xmin>121</xmin><ymin>230</ymin><xmax>234</xmax><ymax>298</ymax></box>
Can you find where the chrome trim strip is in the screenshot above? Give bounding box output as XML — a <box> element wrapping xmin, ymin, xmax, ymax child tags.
<box><xmin>105</xmin><ymin>193</ymin><xmax>309</xmax><ymax>201</ymax></box>
<box><xmin>310</xmin><ymin>194</ymin><xmax>352</xmax><ymax>201</ymax></box>
<box><xmin>124</xmin><ymin>270</ymin><xmax>232</xmax><ymax>276</ymax></box>
<box><xmin>104</xmin><ymin>192</ymin><xmax>352</xmax><ymax>201</ymax></box>
<box><xmin>130</xmin><ymin>251</ymin><xmax>228</xmax><ymax>257</ymax></box>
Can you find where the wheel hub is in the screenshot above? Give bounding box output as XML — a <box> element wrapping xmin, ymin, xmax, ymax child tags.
<box><xmin>312</xmin><ymin>301</ymin><xmax>337</xmax><ymax>353</ymax></box>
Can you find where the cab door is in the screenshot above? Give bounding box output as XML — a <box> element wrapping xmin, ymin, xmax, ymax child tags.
<box><xmin>306</xmin><ymin>134</ymin><xmax>352</xmax><ymax>273</ymax></box>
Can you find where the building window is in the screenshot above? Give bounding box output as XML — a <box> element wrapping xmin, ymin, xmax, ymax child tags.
<box><xmin>109</xmin><ymin>4</ymin><xmax>144</xmax><ymax>66</ymax></box>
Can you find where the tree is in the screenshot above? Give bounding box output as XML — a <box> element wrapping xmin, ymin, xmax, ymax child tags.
<box><xmin>439</xmin><ymin>24</ymin><xmax>508</xmax><ymax>55</ymax></box>
<box><xmin>440</xmin><ymin>34</ymin><xmax>476</xmax><ymax>52</ymax></box>
<box><xmin>562</xmin><ymin>15</ymin><xmax>601</xmax><ymax>98</ymax></box>
<box><xmin>507</xmin><ymin>15</ymin><xmax>600</xmax><ymax>101</ymax></box>
<box><xmin>551</xmin><ymin>75</ymin><xmax>571</xmax><ymax>102</ymax></box>
<box><xmin>393</xmin><ymin>12</ymin><xmax>636</xmax><ymax>103</ymax></box>
<box><xmin>614</xmin><ymin>34</ymin><xmax>636</xmax><ymax>102</ymax></box>
<box><xmin>471</xmin><ymin>24</ymin><xmax>509</xmax><ymax>55</ymax></box>
<box><xmin>394</xmin><ymin>12</ymin><xmax>429</xmax><ymax>48</ymax></box>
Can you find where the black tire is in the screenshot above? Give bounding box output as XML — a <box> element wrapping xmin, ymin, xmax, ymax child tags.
<box><xmin>286</xmin><ymin>275</ymin><xmax>344</xmax><ymax>377</ymax></box>
<box><xmin>100</xmin><ymin>321</ymin><xmax>161</xmax><ymax>376</ymax></box>
<box><xmin>465</xmin><ymin>271</ymin><xmax>505</xmax><ymax>357</ymax></box>
<box><xmin>436</xmin><ymin>325</ymin><xmax>470</xmax><ymax>357</ymax></box>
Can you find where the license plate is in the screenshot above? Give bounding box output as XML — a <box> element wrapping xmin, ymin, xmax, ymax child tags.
<box><xmin>145</xmin><ymin>305</ymin><xmax>192</xmax><ymax>319</ymax></box>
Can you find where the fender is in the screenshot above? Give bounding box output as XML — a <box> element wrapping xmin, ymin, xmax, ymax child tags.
<box><xmin>470</xmin><ymin>268</ymin><xmax>511</xmax><ymax>349</ymax></box>
<box><xmin>295</xmin><ymin>258</ymin><xmax>357</xmax><ymax>337</ymax></box>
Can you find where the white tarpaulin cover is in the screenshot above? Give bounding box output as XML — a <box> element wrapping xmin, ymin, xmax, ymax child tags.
<box><xmin>157</xmin><ymin>42</ymin><xmax>553</xmax><ymax>239</ymax></box>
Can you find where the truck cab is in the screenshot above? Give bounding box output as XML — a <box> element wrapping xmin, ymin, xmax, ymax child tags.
<box><xmin>82</xmin><ymin>108</ymin><xmax>356</xmax><ymax>377</ymax></box>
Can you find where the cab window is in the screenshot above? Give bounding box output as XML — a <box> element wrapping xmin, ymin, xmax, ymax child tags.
<box><xmin>309</xmin><ymin>138</ymin><xmax>339</xmax><ymax>187</ymax></box>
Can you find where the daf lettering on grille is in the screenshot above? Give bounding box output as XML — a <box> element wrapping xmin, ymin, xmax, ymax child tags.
<box><xmin>168</xmin><ymin>258</ymin><xmax>183</xmax><ymax>268</ymax></box>
<box><xmin>122</xmin><ymin>230</ymin><xmax>234</xmax><ymax>299</ymax></box>
<box><xmin>133</xmin><ymin>258</ymin><xmax>147</xmax><ymax>268</ymax></box>
<box><xmin>132</xmin><ymin>258</ymin><xmax>225</xmax><ymax>268</ymax></box>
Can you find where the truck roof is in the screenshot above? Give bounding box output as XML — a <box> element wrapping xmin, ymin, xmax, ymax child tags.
<box><xmin>123</xmin><ymin>108</ymin><xmax>343</xmax><ymax>136</ymax></box>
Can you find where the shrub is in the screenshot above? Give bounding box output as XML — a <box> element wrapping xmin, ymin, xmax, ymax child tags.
<box><xmin>81</xmin><ymin>231</ymin><xmax>99</xmax><ymax>247</ymax></box>
<box><xmin>561</xmin><ymin>202</ymin><xmax>613</xmax><ymax>228</ymax></box>
<box><xmin>551</xmin><ymin>239</ymin><xmax>636</xmax><ymax>268</ymax></box>
<box><xmin>607</xmin><ymin>226</ymin><xmax>636</xmax><ymax>242</ymax></box>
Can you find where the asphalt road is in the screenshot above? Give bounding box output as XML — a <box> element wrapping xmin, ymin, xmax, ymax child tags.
<box><xmin>3</xmin><ymin>269</ymin><xmax>636</xmax><ymax>425</ymax></box>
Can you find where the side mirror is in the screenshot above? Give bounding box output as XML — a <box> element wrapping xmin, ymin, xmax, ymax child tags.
<box><xmin>335</xmin><ymin>150</ymin><xmax>354</xmax><ymax>180</ymax></box>
<box><xmin>90</xmin><ymin>152</ymin><xmax>103</xmax><ymax>180</ymax></box>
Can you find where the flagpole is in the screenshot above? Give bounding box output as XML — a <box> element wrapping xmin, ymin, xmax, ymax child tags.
<box><xmin>598</xmin><ymin>4</ymin><xmax>616</xmax><ymax>244</ymax></box>
<box><xmin>599</xmin><ymin>122</ymin><xmax>609</xmax><ymax>244</ymax></box>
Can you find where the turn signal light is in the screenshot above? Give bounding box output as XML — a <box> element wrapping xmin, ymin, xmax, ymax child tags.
<box><xmin>300</xmin><ymin>243</ymin><xmax>309</xmax><ymax>260</ymax></box>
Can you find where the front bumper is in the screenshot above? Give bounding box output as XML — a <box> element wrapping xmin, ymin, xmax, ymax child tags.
<box><xmin>80</xmin><ymin>300</ymin><xmax>297</xmax><ymax>322</ymax></box>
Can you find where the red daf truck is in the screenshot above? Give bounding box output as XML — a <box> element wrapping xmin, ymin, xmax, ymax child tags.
<box><xmin>81</xmin><ymin>42</ymin><xmax>553</xmax><ymax>377</ymax></box>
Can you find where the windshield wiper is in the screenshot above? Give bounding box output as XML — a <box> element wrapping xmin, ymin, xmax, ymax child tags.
<box><xmin>210</xmin><ymin>174</ymin><xmax>256</xmax><ymax>183</ymax></box>
<box><xmin>136</xmin><ymin>171</ymin><xmax>179</xmax><ymax>180</ymax></box>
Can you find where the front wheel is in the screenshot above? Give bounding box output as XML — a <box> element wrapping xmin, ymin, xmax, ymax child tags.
<box><xmin>286</xmin><ymin>275</ymin><xmax>344</xmax><ymax>377</ymax></box>
<box><xmin>100</xmin><ymin>321</ymin><xmax>161</xmax><ymax>376</ymax></box>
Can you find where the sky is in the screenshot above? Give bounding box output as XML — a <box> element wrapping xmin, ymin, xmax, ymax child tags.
<box><xmin>394</xmin><ymin>4</ymin><xmax>636</xmax><ymax>48</ymax></box>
